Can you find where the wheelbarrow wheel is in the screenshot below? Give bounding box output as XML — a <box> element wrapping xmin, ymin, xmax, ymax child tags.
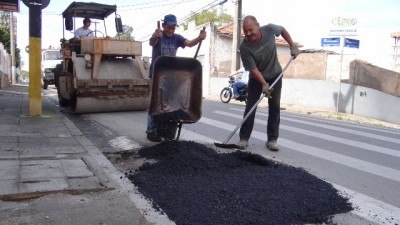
<box><xmin>220</xmin><ymin>88</ymin><xmax>232</xmax><ymax>103</ymax></box>
<box><xmin>155</xmin><ymin>122</ymin><xmax>178</xmax><ymax>141</ymax></box>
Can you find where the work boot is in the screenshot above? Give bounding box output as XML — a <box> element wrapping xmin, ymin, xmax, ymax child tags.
<box><xmin>146</xmin><ymin>131</ymin><xmax>162</xmax><ymax>142</ymax></box>
<box><xmin>236</xmin><ymin>139</ymin><xmax>248</xmax><ymax>149</ymax></box>
<box><xmin>266</xmin><ymin>140</ymin><xmax>279</xmax><ymax>151</ymax></box>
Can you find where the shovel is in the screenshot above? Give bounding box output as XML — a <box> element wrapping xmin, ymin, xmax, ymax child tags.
<box><xmin>214</xmin><ymin>57</ymin><xmax>294</xmax><ymax>149</ymax></box>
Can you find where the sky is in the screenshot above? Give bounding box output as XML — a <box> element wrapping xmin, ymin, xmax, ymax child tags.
<box><xmin>15</xmin><ymin>0</ymin><xmax>400</xmax><ymax>71</ymax></box>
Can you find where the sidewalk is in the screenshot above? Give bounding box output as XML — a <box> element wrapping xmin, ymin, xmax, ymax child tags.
<box><xmin>0</xmin><ymin>85</ymin><xmax>147</xmax><ymax>224</ymax></box>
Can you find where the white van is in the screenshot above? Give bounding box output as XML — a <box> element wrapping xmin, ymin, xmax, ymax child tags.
<box><xmin>41</xmin><ymin>49</ymin><xmax>62</xmax><ymax>89</ymax></box>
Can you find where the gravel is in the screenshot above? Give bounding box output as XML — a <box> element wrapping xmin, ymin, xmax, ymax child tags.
<box><xmin>126</xmin><ymin>141</ymin><xmax>353</xmax><ymax>225</ymax></box>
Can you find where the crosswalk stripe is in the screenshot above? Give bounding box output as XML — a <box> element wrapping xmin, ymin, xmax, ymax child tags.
<box><xmin>215</xmin><ymin>111</ymin><xmax>400</xmax><ymax>158</ymax></box>
<box><xmin>282</xmin><ymin>111</ymin><xmax>400</xmax><ymax>135</ymax></box>
<box><xmin>333</xmin><ymin>184</ymin><xmax>400</xmax><ymax>225</ymax></box>
<box><xmin>200</xmin><ymin>117</ymin><xmax>400</xmax><ymax>183</ymax></box>
<box><xmin>229</xmin><ymin>108</ymin><xmax>400</xmax><ymax>144</ymax></box>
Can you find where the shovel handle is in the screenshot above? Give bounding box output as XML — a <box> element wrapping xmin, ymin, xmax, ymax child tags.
<box><xmin>221</xmin><ymin>57</ymin><xmax>294</xmax><ymax>144</ymax></box>
<box><xmin>194</xmin><ymin>27</ymin><xmax>206</xmax><ymax>59</ymax></box>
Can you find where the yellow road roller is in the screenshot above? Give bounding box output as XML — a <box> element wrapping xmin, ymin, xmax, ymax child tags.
<box><xmin>55</xmin><ymin>2</ymin><xmax>150</xmax><ymax>113</ymax></box>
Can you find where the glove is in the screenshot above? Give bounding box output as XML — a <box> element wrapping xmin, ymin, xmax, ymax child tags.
<box><xmin>290</xmin><ymin>44</ymin><xmax>300</xmax><ymax>59</ymax></box>
<box><xmin>262</xmin><ymin>83</ymin><xmax>273</xmax><ymax>98</ymax></box>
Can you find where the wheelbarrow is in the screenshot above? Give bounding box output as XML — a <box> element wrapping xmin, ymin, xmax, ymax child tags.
<box><xmin>148</xmin><ymin>56</ymin><xmax>203</xmax><ymax>140</ymax></box>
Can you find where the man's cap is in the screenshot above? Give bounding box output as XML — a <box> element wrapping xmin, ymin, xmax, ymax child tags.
<box><xmin>163</xmin><ymin>14</ymin><xmax>178</xmax><ymax>26</ymax></box>
<box><xmin>83</xmin><ymin>17</ymin><xmax>91</xmax><ymax>24</ymax></box>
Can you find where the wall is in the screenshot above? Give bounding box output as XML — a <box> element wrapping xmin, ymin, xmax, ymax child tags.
<box><xmin>348</xmin><ymin>60</ymin><xmax>400</xmax><ymax>97</ymax></box>
<box><xmin>0</xmin><ymin>43</ymin><xmax>11</xmax><ymax>89</ymax></box>
<box><xmin>208</xmin><ymin>77</ymin><xmax>400</xmax><ymax>125</ymax></box>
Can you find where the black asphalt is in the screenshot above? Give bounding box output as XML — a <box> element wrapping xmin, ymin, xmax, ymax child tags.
<box><xmin>127</xmin><ymin>141</ymin><xmax>353</xmax><ymax>225</ymax></box>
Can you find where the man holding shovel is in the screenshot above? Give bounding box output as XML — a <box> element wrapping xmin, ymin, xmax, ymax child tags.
<box><xmin>146</xmin><ymin>14</ymin><xmax>206</xmax><ymax>142</ymax></box>
<box><xmin>236</xmin><ymin>15</ymin><xmax>300</xmax><ymax>150</ymax></box>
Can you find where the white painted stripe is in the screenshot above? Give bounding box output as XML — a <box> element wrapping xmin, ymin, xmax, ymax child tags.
<box><xmin>199</xmin><ymin>117</ymin><xmax>400</xmax><ymax>182</ymax></box>
<box><xmin>283</xmin><ymin>112</ymin><xmax>400</xmax><ymax>135</ymax></box>
<box><xmin>108</xmin><ymin>136</ymin><xmax>141</xmax><ymax>150</ymax></box>
<box><xmin>180</xmin><ymin>129</ymin><xmax>217</xmax><ymax>143</ymax></box>
<box><xmin>215</xmin><ymin>111</ymin><xmax>400</xmax><ymax>158</ymax></box>
<box><xmin>333</xmin><ymin>183</ymin><xmax>400</xmax><ymax>225</ymax></box>
<box><xmin>229</xmin><ymin>108</ymin><xmax>400</xmax><ymax>144</ymax></box>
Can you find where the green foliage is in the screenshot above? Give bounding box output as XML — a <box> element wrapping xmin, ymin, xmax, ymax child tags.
<box><xmin>184</xmin><ymin>9</ymin><xmax>233</xmax><ymax>29</ymax></box>
<box><xmin>0</xmin><ymin>11</ymin><xmax>21</xmax><ymax>67</ymax></box>
<box><xmin>0</xmin><ymin>11</ymin><xmax>9</xmax><ymax>26</ymax></box>
<box><xmin>0</xmin><ymin>26</ymin><xmax>10</xmax><ymax>51</ymax></box>
<box><xmin>115</xmin><ymin>25</ymin><xmax>135</xmax><ymax>41</ymax></box>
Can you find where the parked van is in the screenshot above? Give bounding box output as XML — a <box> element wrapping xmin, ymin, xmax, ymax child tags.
<box><xmin>41</xmin><ymin>49</ymin><xmax>62</xmax><ymax>89</ymax></box>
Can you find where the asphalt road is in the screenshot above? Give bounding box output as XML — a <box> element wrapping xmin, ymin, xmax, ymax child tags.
<box><xmin>45</xmin><ymin>86</ymin><xmax>400</xmax><ymax>224</ymax></box>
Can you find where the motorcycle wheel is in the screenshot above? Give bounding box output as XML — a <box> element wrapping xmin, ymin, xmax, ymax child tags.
<box><xmin>220</xmin><ymin>88</ymin><xmax>232</xmax><ymax>103</ymax></box>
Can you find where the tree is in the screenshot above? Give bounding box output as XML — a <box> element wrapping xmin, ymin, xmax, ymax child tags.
<box><xmin>115</xmin><ymin>25</ymin><xmax>135</xmax><ymax>41</ymax></box>
<box><xmin>0</xmin><ymin>11</ymin><xmax>9</xmax><ymax>26</ymax></box>
<box><xmin>184</xmin><ymin>9</ymin><xmax>233</xmax><ymax>29</ymax></box>
<box><xmin>0</xmin><ymin>11</ymin><xmax>21</xmax><ymax>67</ymax></box>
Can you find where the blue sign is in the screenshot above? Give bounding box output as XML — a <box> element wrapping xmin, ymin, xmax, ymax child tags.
<box><xmin>321</xmin><ymin>37</ymin><xmax>341</xmax><ymax>47</ymax></box>
<box><xmin>344</xmin><ymin>38</ymin><xmax>360</xmax><ymax>48</ymax></box>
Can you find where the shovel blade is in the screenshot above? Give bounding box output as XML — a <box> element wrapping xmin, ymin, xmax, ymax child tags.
<box><xmin>214</xmin><ymin>142</ymin><xmax>241</xmax><ymax>149</ymax></box>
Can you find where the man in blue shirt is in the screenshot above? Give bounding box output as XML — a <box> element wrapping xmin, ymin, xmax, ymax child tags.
<box><xmin>146</xmin><ymin>14</ymin><xmax>206</xmax><ymax>142</ymax></box>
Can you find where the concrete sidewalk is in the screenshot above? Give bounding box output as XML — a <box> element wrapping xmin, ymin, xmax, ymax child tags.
<box><xmin>0</xmin><ymin>85</ymin><xmax>148</xmax><ymax>224</ymax></box>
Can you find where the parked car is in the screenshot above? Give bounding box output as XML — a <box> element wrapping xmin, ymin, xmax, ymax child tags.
<box><xmin>41</xmin><ymin>49</ymin><xmax>62</xmax><ymax>89</ymax></box>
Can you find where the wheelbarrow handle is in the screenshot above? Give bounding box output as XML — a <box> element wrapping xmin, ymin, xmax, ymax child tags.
<box><xmin>221</xmin><ymin>57</ymin><xmax>294</xmax><ymax>145</ymax></box>
<box><xmin>194</xmin><ymin>27</ymin><xmax>206</xmax><ymax>59</ymax></box>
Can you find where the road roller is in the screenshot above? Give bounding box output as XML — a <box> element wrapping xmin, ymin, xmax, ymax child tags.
<box><xmin>55</xmin><ymin>2</ymin><xmax>151</xmax><ymax>113</ymax></box>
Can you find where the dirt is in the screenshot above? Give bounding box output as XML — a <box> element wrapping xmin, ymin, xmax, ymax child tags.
<box><xmin>125</xmin><ymin>141</ymin><xmax>353</xmax><ymax>225</ymax></box>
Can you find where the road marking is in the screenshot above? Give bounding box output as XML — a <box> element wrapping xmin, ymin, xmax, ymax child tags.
<box><xmin>334</xmin><ymin>183</ymin><xmax>400</xmax><ymax>225</ymax></box>
<box><xmin>216</xmin><ymin>111</ymin><xmax>400</xmax><ymax>158</ymax></box>
<box><xmin>108</xmin><ymin>136</ymin><xmax>141</xmax><ymax>150</ymax></box>
<box><xmin>200</xmin><ymin>117</ymin><xmax>400</xmax><ymax>183</ymax></box>
<box><xmin>281</xmin><ymin>111</ymin><xmax>400</xmax><ymax>136</ymax></box>
<box><xmin>180</xmin><ymin>129</ymin><xmax>217</xmax><ymax>143</ymax></box>
<box><xmin>229</xmin><ymin>108</ymin><xmax>400</xmax><ymax>144</ymax></box>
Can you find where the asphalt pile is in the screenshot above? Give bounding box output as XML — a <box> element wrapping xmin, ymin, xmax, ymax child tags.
<box><xmin>126</xmin><ymin>141</ymin><xmax>353</xmax><ymax>225</ymax></box>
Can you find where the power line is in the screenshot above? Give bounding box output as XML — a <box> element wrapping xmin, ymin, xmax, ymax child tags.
<box><xmin>119</xmin><ymin>0</ymin><xmax>196</xmax><ymax>11</ymax></box>
<box><xmin>136</xmin><ymin>0</ymin><xmax>226</xmax><ymax>42</ymax></box>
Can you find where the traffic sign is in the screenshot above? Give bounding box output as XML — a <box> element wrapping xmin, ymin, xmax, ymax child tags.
<box><xmin>344</xmin><ymin>38</ymin><xmax>360</xmax><ymax>48</ymax></box>
<box><xmin>0</xmin><ymin>0</ymin><xmax>19</xmax><ymax>12</ymax></box>
<box><xmin>22</xmin><ymin>0</ymin><xmax>50</xmax><ymax>9</ymax></box>
<box><xmin>321</xmin><ymin>37</ymin><xmax>340</xmax><ymax>47</ymax></box>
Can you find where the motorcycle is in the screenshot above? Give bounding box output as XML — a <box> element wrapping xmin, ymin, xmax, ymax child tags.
<box><xmin>220</xmin><ymin>75</ymin><xmax>247</xmax><ymax>103</ymax></box>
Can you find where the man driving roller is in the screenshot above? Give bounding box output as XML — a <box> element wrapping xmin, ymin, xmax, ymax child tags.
<box><xmin>74</xmin><ymin>17</ymin><xmax>94</xmax><ymax>38</ymax></box>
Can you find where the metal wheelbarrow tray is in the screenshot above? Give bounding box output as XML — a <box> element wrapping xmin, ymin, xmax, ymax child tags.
<box><xmin>149</xmin><ymin>56</ymin><xmax>202</xmax><ymax>139</ymax></box>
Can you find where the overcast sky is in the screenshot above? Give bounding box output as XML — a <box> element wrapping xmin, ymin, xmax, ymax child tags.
<box><xmin>16</xmin><ymin>0</ymin><xmax>400</xmax><ymax>70</ymax></box>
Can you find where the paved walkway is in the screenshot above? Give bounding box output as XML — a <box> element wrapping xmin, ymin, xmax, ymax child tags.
<box><xmin>0</xmin><ymin>85</ymin><xmax>146</xmax><ymax>224</ymax></box>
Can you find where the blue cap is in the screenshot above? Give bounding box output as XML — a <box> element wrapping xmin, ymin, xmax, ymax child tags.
<box><xmin>163</xmin><ymin>14</ymin><xmax>178</xmax><ymax>26</ymax></box>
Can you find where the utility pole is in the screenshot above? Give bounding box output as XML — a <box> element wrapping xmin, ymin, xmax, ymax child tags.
<box><xmin>22</xmin><ymin>0</ymin><xmax>50</xmax><ymax>116</ymax></box>
<box><xmin>9</xmin><ymin>12</ymin><xmax>16</xmax><ymax>84</ymax></box>
<box><xmin>231</xmin><ymin>0</ymin><xmax>242</xmax><ymax>74</ymax></box>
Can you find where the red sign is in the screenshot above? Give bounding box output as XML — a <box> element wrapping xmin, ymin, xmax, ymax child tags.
<box><xmin>0</xmin><ymin>0</ymin><xmax>19</xmax><ymax>12</ymax></box>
